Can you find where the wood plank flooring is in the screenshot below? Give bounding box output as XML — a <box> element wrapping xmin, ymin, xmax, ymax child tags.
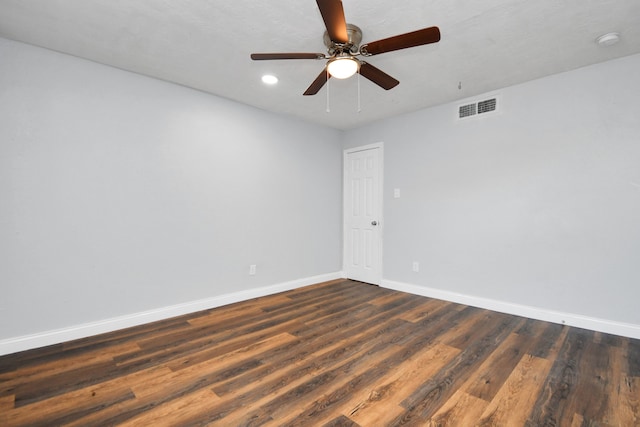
<box><xmin>1</xmin><ymin>279</ymin><xmax>638</xmax><ymax>426</ymax></box>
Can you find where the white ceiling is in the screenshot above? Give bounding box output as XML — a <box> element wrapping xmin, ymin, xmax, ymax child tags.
<box><xmin>1</xmin><ymin>0</ymin><xmax>639</xmax><ymax>130</ymax></box>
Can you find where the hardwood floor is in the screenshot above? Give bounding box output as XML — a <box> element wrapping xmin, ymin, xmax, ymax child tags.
<box><xmin>1</xmin><ymin>279</ymin><xmax>638</xmax><ymax>426</ymax></box>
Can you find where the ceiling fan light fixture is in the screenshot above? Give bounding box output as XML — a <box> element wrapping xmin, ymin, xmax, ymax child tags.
<box><xmin>327</xmin><ymin>57</ymin><xmax>359</xmax><ymax>79</ymax></box>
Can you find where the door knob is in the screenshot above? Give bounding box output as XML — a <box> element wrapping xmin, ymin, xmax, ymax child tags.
<box><xmin>371</xmin><ymin>221</ymin><xmax>378</xmax><ymax>226</ymax></box>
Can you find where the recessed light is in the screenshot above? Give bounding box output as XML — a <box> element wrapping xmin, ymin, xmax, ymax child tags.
<box><xmin>596</xmin><ymin>32</ymin><xmax>620</xmax><ymax>47</ymax></box>
<box><xmin>261</xmin><ymin>74</ymin><xmax>278</xmax><ymax>85</ymax></box>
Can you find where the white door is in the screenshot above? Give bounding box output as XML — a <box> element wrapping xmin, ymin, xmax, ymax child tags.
<box><xmin>343</xmin><ymin>144</ymin><xmax>382</xmax><ymax>284</ymax></box>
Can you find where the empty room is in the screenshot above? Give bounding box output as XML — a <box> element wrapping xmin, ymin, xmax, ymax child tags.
<box><xmin>1</xmin><ymin>0</ymin><xmax>639</xmax><ymax>425</ymax></box>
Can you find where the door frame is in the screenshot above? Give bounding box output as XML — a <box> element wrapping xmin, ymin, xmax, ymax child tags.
<box><xmin>342</xmin><ymin>142</ymin><xmax>384</xmax><ymax>285</ymax></box>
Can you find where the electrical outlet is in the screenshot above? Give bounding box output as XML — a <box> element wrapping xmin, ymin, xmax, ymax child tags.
<box><xmin>412</xmin><ymin>261</ymin><xmax>419</xmax><ymax>272</ymax></box>
<box><xmin>249</xmin><ymin>264</ymin><xmax>256</xmax><ymax>275</ymax></box>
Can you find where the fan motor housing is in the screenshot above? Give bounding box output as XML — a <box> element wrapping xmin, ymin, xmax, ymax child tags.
<box><xmin>324</xmin><ymin>24</ymin><xmax>362</xmax><ymax>54</ymax></box>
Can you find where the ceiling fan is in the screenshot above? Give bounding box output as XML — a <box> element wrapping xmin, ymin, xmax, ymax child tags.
<box><xmin>250</xmin><ymin>0</ymin><xmax>440</xmax><ymax>95</ymax></box>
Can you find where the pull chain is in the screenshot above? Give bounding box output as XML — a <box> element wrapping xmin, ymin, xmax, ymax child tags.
<box><xmin>357</xmin><ymin>69</ymin><xmax>361</xmax><ymax>113</ymax></box>
<box><xmin>326</xmin><ymin>68</ymin><xmax>330</xmax><ymax>113</ymax></box>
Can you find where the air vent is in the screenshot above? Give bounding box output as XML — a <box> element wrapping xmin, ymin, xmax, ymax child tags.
<box><xmin>458</xmin><ymin>103</ymin><xmax>476</xmax><ymax>118</ymax></box>
<box><xmin>478</xmin><ymin>98</ymin><xmax>497</xmax><ymax>114</ymax></box>
<box><xmin>457</xmin><ymin>95</ymin><xmax>500</xmax><ymax>120</ymax></box>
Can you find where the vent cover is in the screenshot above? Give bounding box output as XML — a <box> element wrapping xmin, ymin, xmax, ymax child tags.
<box><xmin>478</xmin><ymin>98</ymin><xmax>497</xmax><ymax>114</ymax></box>
<box><xmin>458</xmin><ymin>103</ymin><xmax>476</xmax><ymax>118</ymax></box>
<box><xmin>457</xmin><ymin>96</ymin><xmax>499</xmax><ymax>120</ymax></box>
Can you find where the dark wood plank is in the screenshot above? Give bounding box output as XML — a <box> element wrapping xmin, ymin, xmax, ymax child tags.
<box><xmin>322</xmin><ymin>414</ymin><xmax>361</xmax><ymax>427</ymax></box>
<box><xmin>525</xmin><ymin>327</ymin><xmax>594</xmax><ymax>426</ymax></box>
<box><xmin>628</xmin><ymin>338</ymin><xmax>640</xmax><ymax>377</ymax></box>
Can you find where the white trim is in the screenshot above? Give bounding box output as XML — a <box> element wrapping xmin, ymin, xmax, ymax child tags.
<box><xmin>0</xmin><ymin>272</ymin><xmax>343</xmax><ymax>356</ymax></box>
<box><xmin>344</xmin><ymin>142</ymin><xmax>384</xmax><ymax>155</ymax></box>
<box><xmin>343</xmin><ymin>142</ymin><xmax>384</xmax><ymax>285</ymax></box>
<box><xmin>382</xmin><ymin>279</ymin><xmax>640</xmax><ymax>340</ymax></box>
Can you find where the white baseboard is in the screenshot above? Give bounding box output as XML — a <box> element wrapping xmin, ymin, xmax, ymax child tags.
<box><xmin>0</xmin><ymin>272</ymin><xmax>343</xmax><ymax>356</ymax></box>
<box><xmin>382</xmin><ymin>279</ymin><xmax>640</xmax><ymax>340</ymax></box>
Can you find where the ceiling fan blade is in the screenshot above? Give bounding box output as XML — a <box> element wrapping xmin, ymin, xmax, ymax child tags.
<box><xmin>316</xmin><ymin>0</ymin><xmax>349</xmax><ymax>44</ymax></box>
<box><xmin>359</xmin><ymin>62</ymin><xmax>399</xmax><ymax>90</ymax></box>
<box><xmin>361</xmin><ymin>26</ymin><xmax>441</xmax><ymax>56</ymax></box>
<box><xmin>251</xmin><ymin>53</ymin><xmax>325</xmax><ymax>60</ymax></box>
<box><xmin>303</xmin><ymin>68</ymin><xmax>331</xmax><ymax>96</ymax></box>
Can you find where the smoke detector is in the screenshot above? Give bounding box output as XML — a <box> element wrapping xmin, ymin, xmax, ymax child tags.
<box><xmin>596</xmin><ymin>32</ymin><xmax>620</xmax><ymax>47</ymax></box>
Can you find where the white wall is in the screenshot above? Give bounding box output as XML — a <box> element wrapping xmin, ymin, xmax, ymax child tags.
<box><xmin>344</xmin><ymin>54</ymin><xmax>640</xmax><ymax>329</ymax></box>
<box><xmin>0</xmin><ymin>38</ymin><xmax>342</xmax><ymax>344</ymax></box>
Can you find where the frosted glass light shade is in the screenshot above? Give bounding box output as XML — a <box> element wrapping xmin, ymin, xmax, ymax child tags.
<box><xmin>327</xmin><ymin>58</ymin><xmax>358</xmax><ymax>79</ymax></box>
